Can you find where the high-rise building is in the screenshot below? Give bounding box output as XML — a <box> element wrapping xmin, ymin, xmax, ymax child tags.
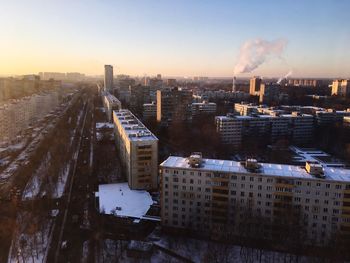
<box><xmin>113</xmin><ymin>109</ymin><xmax>158</xmax><ymax>190</ymax></box>
<box><xmin>104</xmin><ymin>65</ymin><xmax>114</xmax><ymax>91</ymax></box>
<box><xmin>249</xmin><ymin>76</ymin><xmax>262</xmax><ymax>96</ymax></box>
<box><xmin>332</xmin><ymin>79</ymin><xmax>350</xmax><ymax>97</ymax></box>
<box><xmin>160</xmin><ymin>154</ymin><xmax>350</xmax><ymax>245</ymax></box>
<box><xmin>156</xmin><ymin>87</ymin><xmax>193</xmax><ymax>124</ymax></box>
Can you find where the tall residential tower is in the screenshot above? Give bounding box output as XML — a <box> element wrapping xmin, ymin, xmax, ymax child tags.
<box><xmin>104</xmin><ymin>65</ymin><xmax>114</xmax><ymax>91</ymax></box>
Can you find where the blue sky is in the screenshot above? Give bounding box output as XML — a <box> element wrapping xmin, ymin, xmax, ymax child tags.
<box><xmin>0</xmin><ymin>0</ymin><xmax>349</xmax><ymax>77</ymax></box>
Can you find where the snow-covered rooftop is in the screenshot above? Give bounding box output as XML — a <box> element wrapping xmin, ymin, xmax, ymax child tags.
<box><xmin>160</xmin><ymin>156</ymin><xmax>350</xmax><ymax>183</ymax></box>
<box><xmin>113</xmin><ymin>109</ymin><xmax>158</xmax><ymax>142</ymax></box>
<box><xmin>98</xmin><ymin>183</ymin><xmax>153</xmax><ymax>219</ymax></box>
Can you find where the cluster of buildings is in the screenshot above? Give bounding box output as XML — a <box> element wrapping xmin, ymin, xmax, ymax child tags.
<box><xmin>0</xmin><ymin>91</ymin><xmax>61</xmax><ymax>143</ymax></box>
<box><xmin>0</xmin><ymin>76</ymin><xmax>61</xmax><ymax>102</ymax></box>
<box><xmin>38</xmin><ymin>72</ymin><xmax>86</xmax><ymax>81</ymax></box>
<box><xmin>100</xmin><ymin>65</ymin><xmax>350</xmax><ymax>247</ymax></box>
<box><xmin>215</xmin><ymin>103</ymin><xmax>350</xmax><ymax>149</ymax></box>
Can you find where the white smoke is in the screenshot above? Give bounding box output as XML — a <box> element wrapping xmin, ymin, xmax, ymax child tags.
<box><xmin>277</xmin><ymin>70</ymin><xmax>293</xmax><ymax>84</ymax></box>
<box><xmin>234</xmin><ymin>38</ymin><xmax>288</xmax><ymax>74</ymax></box>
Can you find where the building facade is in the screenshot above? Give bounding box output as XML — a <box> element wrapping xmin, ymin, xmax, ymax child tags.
<box><xmin>160</xmin><ymin>154</ymin><xmax>350</xmax><ymax>245</ymax></box>
<box><xmin>215</xmin><ymin>113</ymin><xmax>314</xmax><ymax>148</ymax></box>
<box><xmin>113</xmin><ymin>109</ymin><xmax>158</xmax><ymax>190</ymax></box>
<box><xmin>191</xmin><ymin>101</ymin><xmax>217</xmax><ymax>117</ymax></box>
<box><xmin>102</xmin><ymin>91</ymin><xmax>122</xmax><ymax>122</ymax></box>
<box><xmin>332</xmin><ymin>79</ymin><xmax>350</xmax><ymax>97</ymax></box>
<box><xmin>104</xmin><ymin>65</ymin><xmax>114</xmax><ymax>91</ymax></box>
<box><xmin>249</xmin><ymin>77</ymin><xmax>262</xmax><ymax>96</ymax></box>
<box><xmin>156</xmin><ymin>88</ymin><xmax>193</xmax><ymax>124</ymax></box>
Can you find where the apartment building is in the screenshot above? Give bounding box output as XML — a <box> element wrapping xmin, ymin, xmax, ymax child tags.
<box><xmin>160</xmin><ymin>154</ymin><xmax>350</xmax><ymax>245</ymax></box>
<box><xmin>143</xmin><ymin>102</ymin><xmax>157</xmax><ymax>120</ymax></box>
<box><xmin>316</xmin><ymin>109</ymin><xmax>350</xmax><ymax>126</ymax></box>
<box><xmin>249</xmin><ymin>76</ymin><xmax>262</xmax><ymax>96</ymax></box>
<box><xmin>0</xmin><ymin>92</ymin><xmax>60</xmax><ymax>143</ymax></box>
<box><xmin>234</xmin><ymin>103</ymin><xmax>259</xmax><ymax>116</ymax></box>
<box><xmin>332</xmin><ymin>79</ymin><xmax>350</xmax><ymax>97</ymax></box>
<box><xmin>113</xmin><ymin>109</ymin><xmax>158</xmax><ymax>190</ymax></box>
<box><xmin>102</xmin><ymin>91</ymin><xmax>122</xmax><ymax>122</ymax></box>
<box><xmin>156</xmin><ymin>87</ymin><xmax>192</xmax><ymax>124</ymax></box>
<box><xmin>215</xmin><ymin>112</ymin><xmax>314</xmax><ymax>148</ymax></box>
<box><xmin>191</xmin><ymin>101</ymin><xmax>217</xmax><ymax>117</ymax></box>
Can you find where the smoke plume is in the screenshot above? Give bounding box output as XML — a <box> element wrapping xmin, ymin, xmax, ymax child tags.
<box><xmin>234</xmin><ymin>38</ymin><xmax>288</xmax><ymax>74</ymax></box>
<box><xmin>277</xmin><ymin>70</ymin><xmax>293</xmax><ymax>84</ymax></box>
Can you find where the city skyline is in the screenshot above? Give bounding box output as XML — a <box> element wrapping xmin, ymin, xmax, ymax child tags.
<box><xmin>1</xmin><ymin>0</ymin><xmax>350</xmax><ymax>78</ymax></box>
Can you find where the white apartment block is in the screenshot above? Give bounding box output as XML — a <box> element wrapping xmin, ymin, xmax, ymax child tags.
<box><xmin>234</xmin><ymin>103</ymin><xmax>258</xmax><ymax>116</ymax></box>
<box><xmin>215</xmin><ymin>112</ymin><xmax>314</xmax><ymax>148</ymax></box>
<box><xmin>113</xmin><ymin>109</ymin><xmax>158</xmax><ymax>190</ymax></box>
<box><xmin>191</xmin><ymin>101</ymin><xmax>217</xmax><ymax>117</ymax></box>
<box><xmin>160</xmin><ymin>154</ymin><xmax>350</xmax><ymax>245</ymax></box>
<box><xmin>143</xmin><ymin>102</ymin><xmax>157</xmax><ymax>119</ymax></box>
<box><xmin>102</xmin><ymin>91</ymin><xmax>122</xmax><ymax>122</ymax></box>
<box><xmin>0</xmin><ymin>92</ymin><xmax>59</xmax><ymax>143</ymax></box>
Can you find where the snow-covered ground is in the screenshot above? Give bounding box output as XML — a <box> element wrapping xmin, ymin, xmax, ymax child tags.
<box><xmin>96</xmin><ymin>122</ymin><xmax>114</xmax><ymax>129</ymax></box>
<box><xmin>7</xmin><ymin>212</ymin><xmax>54</xmax><ymax>263</ymax></box>
<box><xmin>98</xmin><ymin>183</ymin><xmax>153</xmax><ymax>218</ymax></box>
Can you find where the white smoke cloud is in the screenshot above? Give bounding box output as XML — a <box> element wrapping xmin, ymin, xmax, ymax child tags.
<box><xmin>277</xmin><ymin>70</ymin><xmax>293</xmax><ymax>84</ymax></box>
<box><xmin>234</xmin><ymin>38</ymin><xmax>288</xmax><ymax>74</ymax></box>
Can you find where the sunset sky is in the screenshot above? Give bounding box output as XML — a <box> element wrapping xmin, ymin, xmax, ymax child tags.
<box><xmin>1</xmin><ymin>0</ymin><xmax>349</xmax><ymax>78</ymax></box>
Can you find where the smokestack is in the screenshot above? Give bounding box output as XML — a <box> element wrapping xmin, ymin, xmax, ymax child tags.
<box><xmin>232</xmin><ymin>76</ymin><xmax>236</xmax><ymax>92</ymax></box>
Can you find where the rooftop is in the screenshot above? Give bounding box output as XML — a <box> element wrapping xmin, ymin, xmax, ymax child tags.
<box><xmin>97</xmin><ymin>183</ymin><xmax>153</xmax><ymax>219</ymax></box>
<box><xmin>160</xmin><ymin>156</ymin><xmax>350</xmax><ymax>183</ymax></box>
<box><xmin>113</xmin><ymin>109</ymin><xmax>158</xmax><ymax>142</ymax></box>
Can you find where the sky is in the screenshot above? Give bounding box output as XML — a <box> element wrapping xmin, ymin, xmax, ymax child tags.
<box><xmin>0</xmin><ymin>0</ymin><xmax>349</xmax><ymax>78</ymax></box>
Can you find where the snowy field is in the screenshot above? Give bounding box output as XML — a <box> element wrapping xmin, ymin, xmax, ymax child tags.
<box><xmin>7</xmin><ymin>212</ymin><xmax>54</xmax><ymax>263</ymax></box>
<box><xmin>98</xmin><ymin>183</ymin><xmax>153</xmax><ymax>218</ymax></box>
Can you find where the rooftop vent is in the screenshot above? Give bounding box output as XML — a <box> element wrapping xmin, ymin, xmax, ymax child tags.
<box><xmin>188</xmin><ymin>152</ymin><xmax>203</xmax><ymax>168</ymax></box>
<box><xmin>245</xmin><ymin>159</ymin><xmax>261</xmax><ymax>173</ymax></box>
<box><xmin>305</xmin><ymin>161</ymin><xmax>325</xmax><ymax>178</ymax></box>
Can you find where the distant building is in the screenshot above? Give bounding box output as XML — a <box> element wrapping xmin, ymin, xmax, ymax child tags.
<box><xmin>156</xmin><ymin>87</ymin><xmax>192</xmax><ymax>124</ymax></box>
<box><xmin>332</xmin><ymin>79</ymin><xmax>350</xmax><ymax>97</ymax></box>
<box><xmin>215</xmin><ymin>112</ymin><xmax>314</xmax><ymax>148</ymax></box>
<box><xmin>191</xmin><ymin>101</ymin><xmax>217</xmax><ymax>117</ymax></box>
<box><xmin>249</xmin><ymin>76</ymin><xmax>262</xmax><ymax>96</ymax></box>
<box><xmin>234</xmin><ymin>103</ymin><xmax>258</xmax><ymax>116</ymax></box>
<box><xmin>259</xmin><ymin>84</ymin><xmax>287</xmax><ymax>104</ymax></box>
<box><xmin>104</xmin><ymin>65</ymin><xmax>114</xmax><ymax>91</ymax></box>
<box><xmin>287</xmin><ymin>79</ymin><xmax>320</xmax><ymax>87</ymax></box>
<box><xmin>166</xmin><ymin>79</ymin><xmax>177</xmax><ymax>87</ymax></box>
<box><xmin>113</xmin><ymin>110</ymin><xmax>158</xmax><ymax>190</ymax></box>
<box><xmin>102</xmin><ymin>91</ymin><xmax>122</xmax><ymax>122</ymax></box>
<box><xmin>143</xmin><ymin>102</ymin><xmax>157</xmax><ymax>120</ymax></box>
<box><xmin>344</xmin><ymin>116</ymin><xmax>350</xmax><ymax>127</ymax></box>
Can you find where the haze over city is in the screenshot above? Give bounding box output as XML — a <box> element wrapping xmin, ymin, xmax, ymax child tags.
<box><xmin>1</xmin><ymin>0</ymin><xmax>350</xmax><ymax>78</ymax></box>
<box><xmin>2</xmin><ymin>1</ymin><xmax>350</xmax><ymax>263</ymax></box>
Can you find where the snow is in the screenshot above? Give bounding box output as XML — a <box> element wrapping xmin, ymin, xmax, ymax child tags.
<box><xmin>7</xmin><ymin>212</ymin><xmax>54</xmax><ymax>263</ymax></box>
<box><xmin>98</xmin><ymin>183</ymin><xmax>153</xmax><ymax>219</ymax></box>
<box><xmin>96</xmin><ymin>122</ymin><xmax>114</xmax><ymax>129</ymax></box>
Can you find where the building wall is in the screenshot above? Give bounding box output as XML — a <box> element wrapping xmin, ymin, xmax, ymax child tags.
<box><xmin>113</xmin><ymin>110</ymin><xmax>158</xmax><ymax>190</ymax></box>
<box><xmin>160</xmin><ymin>159</ymin><xmax>350</xmax><ymax>245</ymax></box>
